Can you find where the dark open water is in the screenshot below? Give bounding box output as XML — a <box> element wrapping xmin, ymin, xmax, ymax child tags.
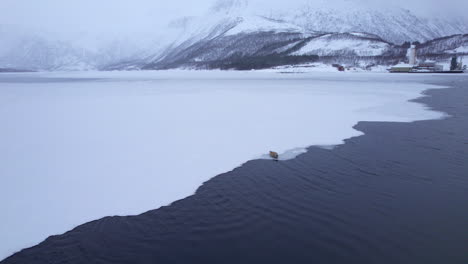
<box><xmin>2</xmin><ymin>76</ymin><xmax>468</xmax><ymax>264</ymax></box>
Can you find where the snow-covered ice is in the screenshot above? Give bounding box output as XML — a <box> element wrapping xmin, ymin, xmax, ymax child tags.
<box><xmin>0</xmin><ymin>70</ymin><xmax>446</xmax><ymax>260</ymax></box>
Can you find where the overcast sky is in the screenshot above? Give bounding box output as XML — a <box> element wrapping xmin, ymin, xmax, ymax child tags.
<box><xmin>1</xmin><ymin>0</ymin><xmax>466</xmax><ymax>46</ymax></box>
<box><xmin>1</xmin><ymin>0</ymin><xmax>211</xmax><ymax>34</ymax></box>
<box><xmin>0</xmin><ymin>0</ymin><xmax>468</xmax><ymax>54</ymax></box>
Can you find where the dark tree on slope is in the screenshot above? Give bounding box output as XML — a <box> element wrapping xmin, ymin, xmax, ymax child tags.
<box><xmin>450</xmin><ymin>56</ymin><xmax>458</xmax><ymax>71</ymax></box>
<box><xmin>210</xmin><ymin>54</ymin><xmax>319</xmax><ymax>70</ymax></box>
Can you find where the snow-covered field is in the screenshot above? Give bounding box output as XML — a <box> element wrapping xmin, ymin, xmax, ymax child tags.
<box><xmin>0</xmin><ymin>70</ymin><xmax>447</xmax><ymax>259</ymax></box>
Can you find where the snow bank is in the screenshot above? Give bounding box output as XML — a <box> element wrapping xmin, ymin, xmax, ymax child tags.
<box><xmin>0</xmin><ymin>71</ymin><xmax>446</xmax><ymax>260</ymax></box>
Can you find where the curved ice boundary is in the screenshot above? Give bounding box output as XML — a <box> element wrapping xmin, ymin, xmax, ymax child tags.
<box><xmin>0</xmin><ymin>71</ymin><xmax>447</xmax><ymax>260</ymax></box>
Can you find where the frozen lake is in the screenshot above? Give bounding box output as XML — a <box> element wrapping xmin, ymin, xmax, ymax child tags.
<box><xmin>0</xmin><ymin>71</ymin><xmax>446</xmax><ymax>259</ymax></box>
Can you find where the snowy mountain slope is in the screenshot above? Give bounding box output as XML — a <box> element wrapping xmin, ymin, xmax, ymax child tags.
<box><xmin>130</xmin><ymin>0</ymin><xmax>468</xmax><ymax>70</ymax></box>
<box><xmin>224</xmin><ymin>16</ymin><xmax>306</xmax><ymax>36</ymax></box>
<box><xmin>141</xmin><ymin>30</ymin><xmax>398</xmax><ymax>70</ymax></box>
<box><xmin>417</xmin><ymin>34</ymin><xmax>468</xmax><ymax>55</ymax></box>
<box><xmin>138</xmin><ymin>8</ymin><xmax>319</xmax><ymax>70</ymax></box>
<box><xmin>206</xmin><ymin>0</ymin><xmax>468</xmax><ymax>44</ymax></box>
<box><xmin>279</xmin><ymin>1</ymin><xmax>468</xmax><ymax>44</ymax></box>
<box><xmin>409</xmin><ymin>34</ymin><xmax>468</xmax><ymax>64</ymax></box>
<box><xmin>141</xmin><ymin>30</ymin><xmax>468</xmax><ymax>70</ymax></box>
<box><xmin>454</xmin><ymin>46</ymin><xmax>468</xmax><ymax>53</ymax></box>
<box><xmin>292</xmin><ymin>33</ymin><xmax>391</xmax><ymax>57</ymax></box>
<box><xmin>142</xmin><ymin>31</ymin><xmax>313</xmax><ymax>70</ymax></box>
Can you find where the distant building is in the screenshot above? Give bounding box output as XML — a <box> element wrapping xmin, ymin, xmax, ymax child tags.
<box><xmin>408</xmin><ymin>44</ymin><xmax>417</xmax><ymax>65</ymax></box>
<box><xmin>412</xmin><ymin>62</ymin><xmax>443</xmax><ymax>72</ymax></box>
<box><xmin>389</xmin><ymin>64</ymin><xmax>413</xmax><ymax>73</ymax></box>
<box><xmin>458</xmin><ymin>57</ymin><xmax>464</xmax><ymax>71</ymax></box>
<box><xmin>389</xmin><ymin>43</ymin><xmax>447</xmax><ymax>73</ymax></box>
<box><xmin>389</xmin><ymin>62</ymin><xmax>446</xmax><ymax>73</ymax></box>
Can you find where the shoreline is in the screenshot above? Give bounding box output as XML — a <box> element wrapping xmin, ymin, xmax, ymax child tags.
<box><xmin>2</xmin><ymin>75</ymin><xmax>468</xmax><ymax>264</ymax></box>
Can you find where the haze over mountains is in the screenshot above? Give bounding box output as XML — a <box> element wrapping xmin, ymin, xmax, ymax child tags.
<box><xmin>1</xmin><ymin>0</ymin><xmax>467</xmax><ymax>71</ymax></box>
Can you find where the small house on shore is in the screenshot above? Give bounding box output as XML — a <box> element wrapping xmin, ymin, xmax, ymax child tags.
<box><xmin>412</xmin><ymin>62</ymin><xmax>443</xmax><ymax>72</ymax></box>
<box><xmin>389</xmin><ymin>64</ymin><xmax>413</xmax><ymax>72</ymax></box>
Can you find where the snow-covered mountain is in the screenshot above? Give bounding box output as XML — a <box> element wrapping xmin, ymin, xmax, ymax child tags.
<box><xmin>174</xmin><ymin>0</ymin><xmax>468</xmax><ymax>44</ymax></box>
<box><xmin>1</xmin><ymin>0</ymin><xmax>467</xmax><ymax>71</ymax></box>
<box><xmin>136</xmin><ymin>0</ymin><xmax>468</xmax><ymax>70</ymax></box>
<box><xmin>417</xmin><ymin>34</ymin><xmax>468</xmax><ymax>55</ymax></box>
<box><xmin>275</xmin><ymin>0</ymin><xmax>468</xmax><ymax>44</ymax></box>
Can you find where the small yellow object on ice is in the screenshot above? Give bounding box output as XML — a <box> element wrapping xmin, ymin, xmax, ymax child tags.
<box><xmin>269</xmin><ymin>151</ymin><xmax>279</xmax><ymax>160</ymax></box>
